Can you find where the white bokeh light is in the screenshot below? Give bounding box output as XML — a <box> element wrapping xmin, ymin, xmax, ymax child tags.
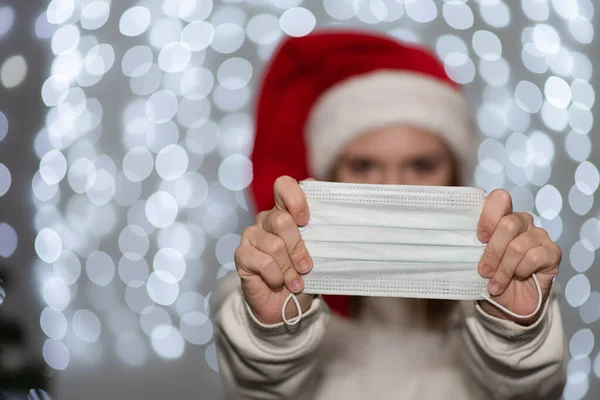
<box><xmin>180</xmin><ymin>311</ymin><xmax>213</xmax><ymax>345</ymax></box>
<box><xmin>151</xmin><ymin>324</ymin><xmax>185</xmax><ymax>360</ymax></box>
<box><xmin>472</xmin><ymin>30</ymin><xmax>501</xmax><ymax>61</ymax></box>
<box><xmin>565</xmin><ymin>274</ymin><xmax>591</xmax><ymax>308</ymax></box>
<box><xmin>0</xmin><ymin>163</ymin><xmax>11</xmax><ymax>197</ymax></box>
<box><xmin>545</xmin><ymin>76</ymin><xmax>572</xmax><ymax>109</ymax></box>
<box><xmin>0</xmin><ymin>6</ymin><xmax>15</xmax><ymax>38</ymax></box>
<box><xmin>0</xmin><ymin>110</ymin><xmax>7</xmax><ymax>142</ymax></box>
<box><xmin>279</xmin><ymin>7</ymin><xmax>316</xmax><ymax>37</ymax></box>
<box><xmin>211</xmin><ymin>23</ymin><xmax>245</xmax><ymax>54</ymax></box>
<box><xmin>218</xmin><ymin>154</ymin><xmax>252</xmax><ymax>191</ymax></box>
<box><xmin>533</xmin><ymin>24</ymin><xmax>561</xmax><ymax>55</ymax></box>
<box><xmin>122</xmin><ymin>46</ymin><xmax>153</xmax><ymax>78</ymax></box>
<box><xmin>570</xmin><ymin>329</ymin><xmax>595</xmax><ymax>359</ymax></box>
<box><xmin>156</xmin><ymin>144</ymin><xmax>189</xmax><ymax>181</ymax></box>
<box><xmin>123</xmin><ymin>146</ymin><xmax>154</xmax><ymax>182</ymax></box>
<box><xmin>119</xmin><ymin>224</ymin><xmax>149</xmax><ymax>261</ymax></box>
<box><xmin>444</xmin><ymin>52</ymin><xmax>475</xmax><ymax>84</ymax></box>
<box><xmin>1</xmin><ymin>54</ymin><xmax>28</xmax><ymax>89</ymax></box>
<box><xmin>147</xmin><ymin>271</ymin><xmax>180</xmax><ymax>306</ymax></box>
<box><xmin>86</xmin><ymin>169</ymin><xmax>115</xmax><ymax>206</ymax></box>
<box><xmin>40</xmin><ymin>149</ymin><xmax>67</xmax><ymax>185</ymax></box>
<box><xmin>140</xmin><ymin>305</ymin><xmax>172</xmax><ymax>337</ymax></box>
<box><xmin>81</xmin><ymin>1</ymin><xmax>110</xmax><ymax>30</ymax></box>
<box><xmin>85</xmin><ymin>43</ymin><xmax>115</xmax><ymax>76</ymax></box>
<box><xmin>43</xmin><ymin>339</ymin><xmax>70</xmax><ymax>370</ymax></box>
<box><xmin>571</xmin><ymin>79</ymin><xmax>595</xmax><ymax>111</ymax></box>
<box><xmin>181</xmin><ymin>20</ymin><xmax>214</xmax><ymax>51</ymax></box>
<box><xmin>46</xmin><ymin>0</ymin><xmax>75</xmax><ymax>25</ymax></box>
<box><xmin>145</xmin><ymin>191</ymin><xmax>178</xmax><ymax>228</ymax></box>
<box><xmin>53</xmin><ymin>250</ymin><xmax>82</xmax><ymax>285</ymax></box>
<box><xmin>580</xmin><ymin>292</ymin><xmax>600</xmax><ymax>325</ymax></box>
<box><xmin>73</xmin><ymin>309</ymin><xmax>102</xmax><ymax>343</ymax></box>
<box><xmin>522</xmin><ymin>0</ymin><xmax>549</xmax><ymax>21</ymax></box>
<box><xmin>180</xmin><ymin>68</ymin><xmax>214</xmax><ymax>100</ymax></box>
<box><xmin>218</xmin><ymin>58</ymin><xmax>252</xmax><ymax>90</ymax></box>
<box><xmin>442</xmin><ymin>1</ymin><xmax>473</xmax><ymax>30</ymax></box>
<box><xmin>40</xmin><ymin>307</ymin><xmax>68</xmax><ymax>340</ymax></box>
<box><xmin>535</xmin><ymin>185</ymin><xmax>563</xmax><ymax>220</ymax></box>
<box><xmin>246</xmin><ymin>13</ymin><xmax>281</xmax><ymax>45</ymax></box>
<box><xmin>146</xmin><ymin>90</ymin><xmax>178</xmax><ymax>124</ymax></box>
<box><xmin>405</xmin><ymin>0</ymin><xmax>437</xmax><ymax>23</ymax></box>
<box><xmin>569</xmin><ymin>185</ymin><xmax>594</xmax><ymax>216</ymax></box>
<box><xmin>119</xmin><ymin>6</ymin><xmax>151</xmax><ymax>37</ymax></box>
<box><xmin>158</xmin><ymin>41</ymin><xmax>191</xmax><ymax>73</ymax></box>
<box><xmin>43</xmin><ymin>276</ymin><xmax>71</xmax><ymax>311</ymax></box>
<box><xmin>436</xmin><ymin>34</ymin><xmax>468</xmax><ymax>62</ymax></box>
<box><xmin>146</xmin><ymin>120</ymin><xmax>180</xmax><ymax>153</ymax></box>
<box><xmin>51</xmin><ymin>25</ymin><xmax>80</xmax><ymax>56</ymax></box>
<box><xmin>153</xmin><ymin>247</ymin><xmax>187</xmax><ymax>282</ymax></box>
<box><xmin>515</xmin><ymin>80</ymin><xmax>542</xmax><ymax>113</ymax></box>
<box><xmin>205</xmin><ymin>342</ymin><xmax>219</xmax><ymax>373</ymax></box>
<box><xmin>216</xmin><ymin>234</ymin><xmax>241</xmax><ymax>265</ymax></box>
<box><xmin>575</xmin><ymin>162</ymin><xmax>600</xmax><ymax>195</ymax></box>
<box><xmin>36</xmin><ymin>228</ymin><xmax>63</xmax><ymax>263</ymax></box>
<box><xmin>85</xmin><ymin>250</ymin><xmax>116</xmax><ymax>287</ymax></box>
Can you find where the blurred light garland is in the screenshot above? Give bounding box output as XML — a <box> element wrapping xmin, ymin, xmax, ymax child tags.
<box><xmin>32</xmin><ymin>0</ymin><xmax>597</xmax><ymax>399</ymax></box>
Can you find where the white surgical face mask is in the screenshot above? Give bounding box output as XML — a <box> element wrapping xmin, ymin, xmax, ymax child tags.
<box><xmin>282</xmin><ymin>181</ymin><xmax>541</xmax><ymax>325</ymax></box>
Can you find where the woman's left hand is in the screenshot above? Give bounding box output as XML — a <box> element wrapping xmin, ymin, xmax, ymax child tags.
<box><xmin>476</xmin><ymin>189</ymin><xmax>562</xmax><ymax>325</ymax></box>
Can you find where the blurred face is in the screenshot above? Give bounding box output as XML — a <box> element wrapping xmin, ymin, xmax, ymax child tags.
<box><xmin>332</xmin><ymin>126</ymin><xmax>456</xmax><ymax>186</ymax></box>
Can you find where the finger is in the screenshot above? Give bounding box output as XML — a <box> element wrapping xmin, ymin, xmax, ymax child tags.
<box><xmin>488</xmin><ymin>231</ymin><xmax>540</xmax><ymax>296</ymax></box>
<box><xmin>477</xmin><ymin>189</ymin><xmax>513</xmax><ymax>243</ymax></box>
<box><xmin>514</xmin><ymin>245</ymin><xmax>560</xmax><ymax>301</ymax></box>
<box><xmin>478</xmin><ymin>214</ymin><xmax>528</xmax><ymax>279</ymax></box>
<box><xmin>234</xmin><ymin>245</ymin><xmax>284</xmax><ymax>291</ymax></box>
<box><xmin>240</xmin><ymin>224</ymin><xmax>254</xmax><ymax>246</ymax></box>
<box><xmin>260</xmin><ymin>210</ymin><xmax>313</xmax><ymax>274</ymax></box>
<box><xmin>273</xmin><ymin>176</ymin><xmax>310</xmax><ymax>226</ymax></box>
<box><xmin>247</xmin><ymin>228</ymin><xmax>304</xmax><ymax>293</ymax></box>
<box><xmin>515</xmin><ymin>241</ymin><xmax>561</xmax><ymax>281</ymax></box>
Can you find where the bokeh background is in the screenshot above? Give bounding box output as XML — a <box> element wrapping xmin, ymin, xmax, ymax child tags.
<box><xmin>0</xmin><ymin>0</ymin><xmax>598</xmax><ymax>399</ymax></box>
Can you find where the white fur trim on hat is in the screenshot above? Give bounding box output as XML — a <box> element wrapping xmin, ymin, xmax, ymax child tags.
<box><xmin>306</xmin><ymin>70</ymin><xmax>477</xmax><ymax>185</ymax></box>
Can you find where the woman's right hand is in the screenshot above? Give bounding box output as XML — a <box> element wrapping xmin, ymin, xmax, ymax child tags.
<box><xmin>234</xmin><ymin>176</ymin><xmax>315</xmax><ymax>325</ymax></box>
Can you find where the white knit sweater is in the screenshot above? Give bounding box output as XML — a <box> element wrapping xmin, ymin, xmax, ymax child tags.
<box><xmin>214</xmin><ymin>276</ymin><xmax>567</xmax><ymax>399</ymax></box>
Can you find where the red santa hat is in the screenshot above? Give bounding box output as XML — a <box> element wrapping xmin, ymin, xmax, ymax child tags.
<box><xmin>249</xmin><ymin>30</ymin><xmax>477</xmax><ymax>317</ymax></box>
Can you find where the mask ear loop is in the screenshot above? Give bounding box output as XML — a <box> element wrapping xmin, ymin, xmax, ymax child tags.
<box><xmin>282</xmin><ymin>293</ymin><xmax>303</xmax><ymax>326</ymax></box>
<box><xmin>481</xmin><ymin>274</ymin><xmax>543</xmax><ymax>320</ymax></box>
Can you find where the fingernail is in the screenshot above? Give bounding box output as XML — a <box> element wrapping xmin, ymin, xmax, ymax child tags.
<box><xmin>298</xmin><ymin>259</ymin><xmax>311</xmax><ymax>273</ymax></box>
<box><xmin>292</xmin><ymin>278</ymin><xmax>303</xmax><ymax>293</ymax></box>
<box><xmin>479</xmin><ymin>231</ymin><xmax>490</xmax><ymax>243</ymax></box>
<box><xmin>297</xmin><ymin>212</ymin><xmax>307</xmax><ymax>224</ymax></box>
<box><xmin>480</xmin><ymin>265</ymin><xmax>494</xmax><ymax>278</ymax></box>
<box><xmin>488</xmin><ymin>281</ymin><xmax>501</xmax><ymax>296</ymax></box>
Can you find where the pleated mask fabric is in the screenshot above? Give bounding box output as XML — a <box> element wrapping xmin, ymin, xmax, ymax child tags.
<box><xmin>279</xmin><ymin>181</ymin><xmax>542</xmax><ymax>326</ymax></box>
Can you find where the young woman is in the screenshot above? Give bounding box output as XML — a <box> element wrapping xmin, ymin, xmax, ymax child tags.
<box><xmin>214</xmin><ymin>31</ymin><xmax>567</xmax><ymax>399</ymax></box>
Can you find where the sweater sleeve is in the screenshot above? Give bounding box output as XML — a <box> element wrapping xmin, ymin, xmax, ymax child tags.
<box><xmin>214</xmin><ymin>281</ymin><xmax>329</xmax><ymax>400</ymax></box>
<box><xmin>460</xmin><ymin>289</ymin><xmax>567</xmax><ymax>400</ymax></box>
